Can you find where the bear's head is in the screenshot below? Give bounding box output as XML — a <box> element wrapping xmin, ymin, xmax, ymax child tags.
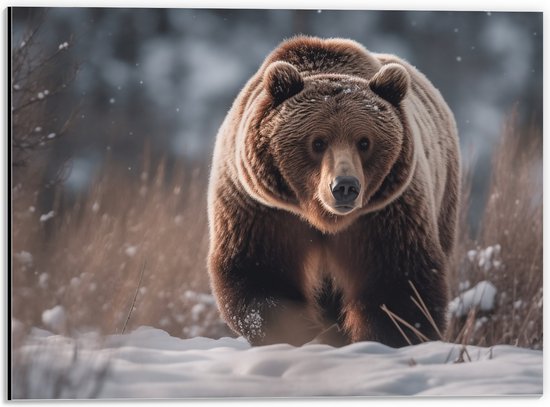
<box><xmin>236</xmin><ymin>61</ymin><xmax>417</xmax><ymax>234</ymax></box>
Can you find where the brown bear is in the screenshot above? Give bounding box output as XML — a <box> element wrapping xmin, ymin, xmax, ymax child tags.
<box><xmin>207</xmin><ymin>36</ymin><xmax>460</xmax><ymax>347</ymax></box>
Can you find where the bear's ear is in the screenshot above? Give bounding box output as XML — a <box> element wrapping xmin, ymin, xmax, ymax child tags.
<box><xmin>263</xmin><ymin>61</ymin><xmax>304</xmax><ymax>105</ymax></box>
<box><xmin>369</xmin><ymin>63</ymin><xmax>410</xmax><ymax>106</ymax></box>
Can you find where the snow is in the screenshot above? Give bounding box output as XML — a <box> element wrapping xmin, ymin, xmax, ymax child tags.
<box><xmin>12</xmin><ymin>326</ymin><xmax>541</xmax><ymax>398</ymax></box>
<box><xmin>40</xmin><ymin>306</ymin><xmax>66</xmax><ymax>333</ymax></box>
<box><xmin>70</xmin><ymin>277</ymin><xmax>80</xmax><ymax>287</ymax></box>
<box><xmin>14</xmin><ymin>251</ymin><xmax>33</xmax><ymax>265</ymax></box>
<box><xmin>458</xmin><ymin>280</ymin><xmax>470</xmax><ymax>291</ymax></box>
<box><xmin>38</xmin><ymin>273</ymin><xmax>49</xmax><ymax>288</ymax></box>
<box><xmin>39</xmin><ymin>211</ymin><xmax>55</xmax><ymax>222</ymax></box>
<box><xmin>475</xmin><ymin>316</ymin><xmax>489</xmax><ymax>331</ymax></box>
<box><xmin>467</xmin><ymin>244</ymin><xmax>502</xmax><ymax>272</ymax></box>
<box><xmin>124</xmin><ymin>245</ymin><xmax>138</xmax><ymax>257</ymax></box>
<box><xmin>190</xmin><ymin>303</ymin><xmax>206</xmax><ymax>320</ymax></box>
<box><xmin>448</xmin><ymin>280</ymin><xmax>498</xmax><ymax>318</ymax></box>
<box><xmin>182</xmin><ymin>290</ymin><xmax>216</xmax><ymax>304</ymax></box>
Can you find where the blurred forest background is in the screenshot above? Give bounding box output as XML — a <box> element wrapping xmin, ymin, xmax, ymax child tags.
<box><xmin>11</xmin><ymin>9</ymin><xmax>542</xmax><ymax>348</ymax></box>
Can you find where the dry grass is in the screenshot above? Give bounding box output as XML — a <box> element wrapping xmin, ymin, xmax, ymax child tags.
<box><xmin>12</xmin><ymin>118</ymin><xmax>542</xmax><ymax>349</ymax></box>
<box><xmin>10</xmin><ymin>15</ymin><xmax>231</xmax><ymax>344</ymax></box>
<box><xmin>446</xmin><ymin>116</ymin><xmax>542</xmax><ymax>349</ymax></box>
<box><xmin>12</xmin><ymin>153</ymin><xmax>231</xmax><ymax>339</ymax></box>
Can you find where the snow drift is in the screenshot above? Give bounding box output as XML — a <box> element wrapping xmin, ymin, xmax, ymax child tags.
<box><xmin>13</xmin><ymin>326</ymin><xmax>542</xmax><ymax>399</ymax></box>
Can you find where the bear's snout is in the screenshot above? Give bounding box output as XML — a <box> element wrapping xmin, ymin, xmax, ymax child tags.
<box><xmin>330</xmin><ymin>176</ymin><xmax>361</xmax><ymax>209</ymax></box>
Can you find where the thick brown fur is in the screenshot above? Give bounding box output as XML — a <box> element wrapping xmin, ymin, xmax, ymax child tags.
<box><xmin>207</xmin><ymin>36</ymin><xmax>460</xmax><ymax>347</ymax></box>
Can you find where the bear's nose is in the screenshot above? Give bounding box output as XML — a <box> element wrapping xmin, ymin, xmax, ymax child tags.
<box><xmin>331</xmin><ymin>176</ymin><xmax>361</xmax><ymax>204</ymax></box>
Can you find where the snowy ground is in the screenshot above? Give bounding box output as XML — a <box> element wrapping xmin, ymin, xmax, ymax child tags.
<box><xmin>12</xmin><ymin>326</ymin><xmax>542</xmax><ymax>399</ymax></box>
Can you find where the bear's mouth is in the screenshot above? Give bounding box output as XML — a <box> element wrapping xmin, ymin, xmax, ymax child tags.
<box><xmin>333</xmin><ymin>205</ymin><xmax>356</xmax><ymax>214</ymax></box>
<box><xmin>317</xmin><ymin>191</ymin><xmax>362</xmax><ymax>216</ymax></box>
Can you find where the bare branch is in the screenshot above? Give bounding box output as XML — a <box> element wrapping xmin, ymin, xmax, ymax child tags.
<box><xmin>121</xmin><ymin>261</ymin><xmax>147</xmax><ymax>334</ymax></box>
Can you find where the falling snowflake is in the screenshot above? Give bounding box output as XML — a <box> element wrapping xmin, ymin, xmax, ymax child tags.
<box><xmin>39</xmin><ymin>211</ymin><xmax>55</xmax><ymax>222</ymax></box>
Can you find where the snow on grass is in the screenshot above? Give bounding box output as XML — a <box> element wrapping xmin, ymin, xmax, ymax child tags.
<box><xmin>448</xmin><ymin>280</ymin><xmax>498</xmax><ymax>318</ymax></box>
<box><xmin>14</xmin><ymin>251</ymin><xmax>33</xmax><ymax>265</ymax></box>
<box><xmin>13</xmin><ymin>326</ymin><xmax>541</xmax><ymax>398</ymax></box>
<box><xmin>466</xmin><ymin>244</ymin><xmax>502</xmax><ymax>272</ymax></box>
<box><xmin>38</xmin><ymin>273</ymin><xmax>49</xmax><ymax>288</ymax></box>
<box><xmin>40</xmin><ymin>306</ymin><xmax>66</xmax><ymax>333</ymax></box>
<box><xmin>124</xmin><ymin>245</ymin><xmax>138</xmax><ymax>257</ymax></box>
<box><xmin>39</xmin><ymin>211</ymin><xmax>55</xmax><ymax>222</ymax></box>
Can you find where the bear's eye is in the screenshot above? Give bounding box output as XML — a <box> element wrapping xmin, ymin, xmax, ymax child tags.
<box><xmin>312</xmin><ymin>138</ymin><xmax>328</xmax><ymax>153</ymax></box>
<box><xmin>357</xmin><ymin>137</ymin><xmax>370</xmax><ymax>152</ymax></box>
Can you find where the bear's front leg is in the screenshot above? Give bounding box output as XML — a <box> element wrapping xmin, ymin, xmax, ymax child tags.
<box><xmin>333</xmin><ymin>194</ymin><xmax>450</xmax><ymax>347</ymax></box>
<box><xmin>342</xmin><ymin>275</ymin><xmax>448</xmax><ymax>347</ymax></box>
<box><xmin>208</xmin><ymin>202</ymin><xmax>324</xmax><ymax>346</ymax></box>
